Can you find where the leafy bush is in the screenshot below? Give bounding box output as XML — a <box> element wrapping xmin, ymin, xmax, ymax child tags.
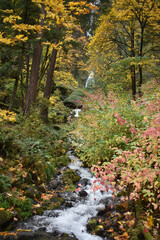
<box><xmin>0</xmin><ymin>174</ymin><xmax>11</xmax><ymax>193</ymax></box>
<box><xmin>72</xmin><ymin>80</ymin><xmax>160</xmax><ymax>236</ymax></box>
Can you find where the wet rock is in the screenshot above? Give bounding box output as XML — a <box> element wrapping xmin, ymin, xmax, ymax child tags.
<box><xmin>65</xmin><ymin>202</ymin><xmax>73</xmax><ymax>208</ymax></box>
<box><xmin>43</xmin><ymin>196</ymin><xmax>65</xmax><ymax>210</ymax></box>
<box><xmin>0</xmin><ymin>210</ymin><xmax>14</xmax><ymax>230</ymax></box>
<box><xmin>95</xmin><ymin>225</ymin><xmax>105</xmax><ymax>237</ymax></box>
<box><xmin>62</xmin><ymin>166</ymin><xmax>70</xmax><ymax>171</ymax></box>
<box><xmin>49</xmin><ymin>180</ymin><xmax>58</xmax><ymax>189</ymax></box>
<box><xmin>78</xmin><ymin>190</ymin><xmax>88</xmax><ymax>197</ymax></box>
<box><xmin>87</xmin><ymin>218</ymin><xmax>97</xmax><ymax>232</ymax></box>
<box><xmin>70</xmin><ymin>196</ymin><xmax>77</xmax><ymax>202</ymax></box>
<box><xmin>34</xmin><ymin>232</ymin><xmax>56</xmax><ymax>240</ymax></box>
<box><xmin>24</xmin><ymin>187</ymin><xmax>37</xmax><ymax>199</ymax></box>
<box><xmin>63</xmin><ymin>169</ymin><xmax>80</xmax><ymax>183</ymax></box>
<box><xmin>105</xmin><ymin>197</ymin><xmax>114</xmax><ymax>211</ymax></box>
<box><xmin>79</xmin><ymin>178</ymin><xmax>89</xmax><ymax>186</ymax></box>
<box><xmin>59</xmin><ymin>233</ymin><xmax>78</xmax><ymax>240</ymax></box>
<box><xmin>17</xmin><ymin>231</ymin><xmax>34</xmax><ymax>240</ymax></box>
<box><xmin>97</xmin><ymin>208</ymin><xmax>106</xmax><ymax>216</ymax></box>
<box><xmin>35</xmin><ymin>207</ymin><xmax>44</xmax><ymax>216</ymax></box>
<box><xmin>37</xmin><ymin>185</ymin><xmax>46</xmax><ymax>193</ymax></box>
<box><xmin>4</xmin><ymin>236</ymin><xmax>17</xmax><ymax>240</ymax></box>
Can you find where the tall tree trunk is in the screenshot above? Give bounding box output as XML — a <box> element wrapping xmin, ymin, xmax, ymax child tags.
<box><xmin>139</xmin><ymin>27</ymin><xmax>144</xmax><ymax>96</ymax></box>
<box><xmin>9</xmin><ymin>46</ymin><xmax>24</xmax><ymax>111</ymax></box>
<box><xmin>9</xmin><ymin>77</ymin><xmax>19</xmax><ymax>111</ymax></box>
<box><xmin>131</xmin><ymin>66</ymin><xmax>136</xmax><ymax>100</ymax></box>
<box><xmin>26</xmin><ymin>43</ymin><xmax>30</xmax><ymax>90</ymax></box>
<box><xmin>41</xmin><ymin>43</ymin><xmax>58</xmax><ymax>123</ymax></box>
<box><xmin>24</xmin><ymin>4</ymin><xmax>45</xmax><ymax>115</ymax></box>
<box><xmin>130</xmin><ymin>23</ymin><xmax>136</xmax><ymax>100</ymax></box>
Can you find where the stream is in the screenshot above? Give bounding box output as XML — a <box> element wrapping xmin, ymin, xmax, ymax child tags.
<box><xmin>19</xmin><ymin>151</ymin><xmax>112</xmax><ymax>240</ymax></box>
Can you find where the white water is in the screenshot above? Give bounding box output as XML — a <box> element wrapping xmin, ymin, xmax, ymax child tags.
<box><xmin>22</xmin><ymin>153</ymin><xmax>112</xmax><ymax>240</ymax></box>
<box><xmin>74</xmin><ymin>109</ymin><xmax>81</xmax><ymax>118</ymax></box>
<box><xmin>85</xmin><ymin>71</ymin><xmax>95</xmax><ymax>88</ymax></box>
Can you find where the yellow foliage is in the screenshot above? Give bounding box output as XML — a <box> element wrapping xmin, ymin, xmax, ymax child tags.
<box><xmin>0</xmin><ymin>109</ymin><xmax>17</xmax><ymax>122</ymax></box>
<box><xmin>49</xmin><ymin>96</ymin><xmax>60</xmax><ymax>105</ymax></box>
<box><xmin>54</xmin><ymin>70</ymin><xmax>78</xmax><ymax>87</ymax></box>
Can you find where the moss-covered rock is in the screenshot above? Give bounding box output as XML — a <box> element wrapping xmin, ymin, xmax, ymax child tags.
<box><xmin>24</xmin><ymin>187</ymin><xmax>39</xmax><ymax>199</ymax></box>
<box><xmin>0</xmin><ymin>210</ymin><xmax>14</xmax><ymax>230</ymax></box>
<box><xmin>62</xmin><ymin>169</ymin><xmax>80</xmax><ymax>184</ymax></box>
<box><xmin>42</xmin><ymin>196</ymin><xmax>65</xmax><ymax>210</ymax></box>
<box><xmin>87</xmin><ymin>218</ymin><xmax>97</xmax><ymax>232</ymax></box>
<box><xmin>55</xmin><ymin>155</ymin><xmax>70</xmax><ymax>168</ymax></box>
<box><xmin>35</xmin><ymin>207</ymin><xmax>44</xmax><ymax>216</ymax></box>
<box><xmin>63</xmin><ymin>89</ymin><xmax>85</xmax><ymax>109</ymax></box>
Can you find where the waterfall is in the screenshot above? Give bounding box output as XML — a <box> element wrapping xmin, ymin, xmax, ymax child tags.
<box><xmin>85</xmin><ymin>71</ymin><xmax>95</xmax><ymax>88</ymax></box>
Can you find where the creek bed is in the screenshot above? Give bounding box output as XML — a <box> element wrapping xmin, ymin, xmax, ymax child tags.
<box><xmin>16</xmin><ymin>151</ymin><xmax>112</xmax><ymax>240</ymax></box>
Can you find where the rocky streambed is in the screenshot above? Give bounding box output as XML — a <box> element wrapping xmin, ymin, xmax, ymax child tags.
<box><xmin>0</xmin><ymin>151</ymin><xmax>118</xmax><ymax>240</ymax></box>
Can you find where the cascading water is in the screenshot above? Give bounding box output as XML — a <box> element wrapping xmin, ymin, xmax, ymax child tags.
<box><xmin>85</xmin><ymin>71</ymin><xmax>95</xmax><ymax>88</ymax></box>
<box><xmin>74</xmin><ymin>109</ymin><xmax>81</xmax><ymax>117</ymax></box>
<box><xmin>20</xmin><ymin>152</ymin><xmax>112</xmax><ymax>240</ymax></box>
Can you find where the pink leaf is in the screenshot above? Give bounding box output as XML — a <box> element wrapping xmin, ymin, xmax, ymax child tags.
<box><xmin>114</xmin><ymin>113</ymin><xmax>119</xmax><ymax>118</ymax></box>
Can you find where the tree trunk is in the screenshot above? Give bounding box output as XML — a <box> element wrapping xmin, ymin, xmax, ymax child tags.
<box><xmin>131</xmin><ymin>66</ymin><xmax>136</xmax><ymax>100</ymax></box>
<box><xmin>130</xmin><ymin>23</ymin><xmax>136</xmax><ymax>100</ymax></box>
<box><xmin>25</xmin><ymin>43</ymin><xmax>30</xmax><ymax>90</ymax></box>
<box><xmin>139</xmin><ymin>27</ymin><xmax>144</xmax><ymax>96</ymax></box>
<box><xmin>41</xmin><ymin>44</ymin><xmax>58</xmax><ymax>123</ymax></box>
<box><xmin>9</xmin><ymin>46</ymin><xmax>24</xmax><ymax>111</ymax></box>
<box><xmin>24</xmin><ymin>4</ymin><xmax>45</xmax><ymax>115</ymax></box>
<box><xmin>9</xmin><ymin>77</ymin><xmax>19</xmax><ymax>111</ymax></box>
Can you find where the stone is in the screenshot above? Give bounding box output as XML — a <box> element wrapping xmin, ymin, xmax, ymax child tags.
<box><xmin>59</xmin><ymin>233</ymin><xmax>78</xmax><ymax>240</ymax></box>
<box><xmin>78</xmin><ymin>190</ymin><xmax>88</xmax><ymax>197</ymax></box>
<box><xmin>79</xmin><ymin>178</ymin><xmax>89</xmax><ymax>186</ymax></box>
<box><xmin>17</xmin><ymin>231</ymin><xmax>34</xmax><ymax>240</ymax></box>
<box><xmin>87</xmin><ymin>218</ymin><xmax>97</xmax><ymax>232</ymax></box>
<box><xmin>49</xmin><ymin>180</ymin><xmax>58</xmax><ymax>189</ymax></box>
<box><xmin>24</xmin><ymin>187</ymin><xmax>37</xmax><ymax>199</ymax></box>
<box><xmin>65</xmin><ymin>202</ymin><xmax>73</xmax><ymax>208</ymax></box>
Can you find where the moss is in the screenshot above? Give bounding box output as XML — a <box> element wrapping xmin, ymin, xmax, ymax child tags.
<box><xmin>64</xmin><ymin>89</ymin><xmax>85</xmax><ymax>108</ymax></box>
<box><xmin>0</xmin><ymin>210</ymin><xmax>14</xmax><ymax>230</ymax></box>
<box><xmin>55</xmin><ymin>155</ymin><xmax>70</xmax><ymax>168</ymax></box>
<box><xmin>95</xmin><ymin>225</ymin><xmax>104</xmax><ymax>235</ymax></box>
<box><xmin>43</xmin><ymin>196</ymin><xmax>65</xmax><ymax>210</ymax></box>
<box><xmin>88</xmin><ymin>219</ymin><xmax>97</xmax><ymax>231</ymax></box>
<box><xmin>129</xmin><ymin>224</ymin><xmax>153</xmax><ymax>240</ymax></box>
<box><xmin>35</xmin><ymin>207</ymin><xmax>44</xmax><ymax>215</ymax></box>
<box><xmin>62</xmin><ymin>169</ymin><xmax>80</xmax><ymax>184</ymax></box>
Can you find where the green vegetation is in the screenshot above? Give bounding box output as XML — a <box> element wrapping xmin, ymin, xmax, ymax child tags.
<box><xmin>0</xmin><ymin>0</ymin><xmax>160</xmax><ymax>239</ymax></box>
<box><xmin>72</xmin><ymin>80</ymin><xmax>160</xmax><ymax>239</ymax></box>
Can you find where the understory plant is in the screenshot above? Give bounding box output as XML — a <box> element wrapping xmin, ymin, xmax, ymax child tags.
<box><xmin>72</xmin><ymin>80</ymin><xmax>160</xmax><ymax>239</ymax></box>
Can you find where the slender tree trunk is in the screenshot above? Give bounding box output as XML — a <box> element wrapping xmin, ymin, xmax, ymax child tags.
<box><xmin>131</xmin><ymin>66</ymin><xmax>136</xmax><ymax>100</ymax></box>
<box><xmin>139</xmin><ymin>27</ymin><xmax>144</xmax><ymax>96</ymax></box>
<box><xmin>24</xmin><ymin>4</ymin><xmax>45</xmax><ymax>115</ymax></box>
<box><xmin>9</xmin><ymin>46</ymin><xmax>24</xmax><ymax>110</ymax></box>
<box><xmin>130</xmin><ymin>23</ymin><xmax>136</xmax><ymax>100</ymax></box>
<box><xmin>9</xmin><ymin>77</ymin><xmax>19</xmax><ymax>111</ymax></box>
<box><xmin>41</xmin><ymin>44</ymin><xmax>58</xmax><ymax>123</ymax></box>
<box><xmin>26</xmin><ymin>43</ymin><xmax>30</xmax><ymax>90</ymax></box>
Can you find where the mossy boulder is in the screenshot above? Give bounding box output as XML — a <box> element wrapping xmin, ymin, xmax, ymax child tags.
<box><xmin>55</xmin><ymin>155</ymin><xmax>70</xmax><ymax>168</ymax></box>
<box><xmin>42</xmin><ymin>196</ymin><xmax>65</xmax><ymax>210</ymax></box>
<box><xmin>35</xmin><ymin>207</ymin><xmax>44</xmax><ymax>216</ymax></box>
<box><xmin>24</xmin><ymin>187</ymin><xmax>40</xmax><ymax>200</ymax></box>
<box><xmin>62</xmin><ymin>169</ymin><xmax>80</xmax><ymax>184</ymax></box>
<box><xmin>87</xmin><ymin>218</ymin><xmax>97</xmax><ymax>232</ymax></box>
<box><xmin>63</xmin><ymin>89</ymin><xmax>85</xmax><ymax>109</ymax></box>
<box><xmin>0</xmin><ymin>210</ymin><xmax>14</xmax><ymax>230</ymax></box>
